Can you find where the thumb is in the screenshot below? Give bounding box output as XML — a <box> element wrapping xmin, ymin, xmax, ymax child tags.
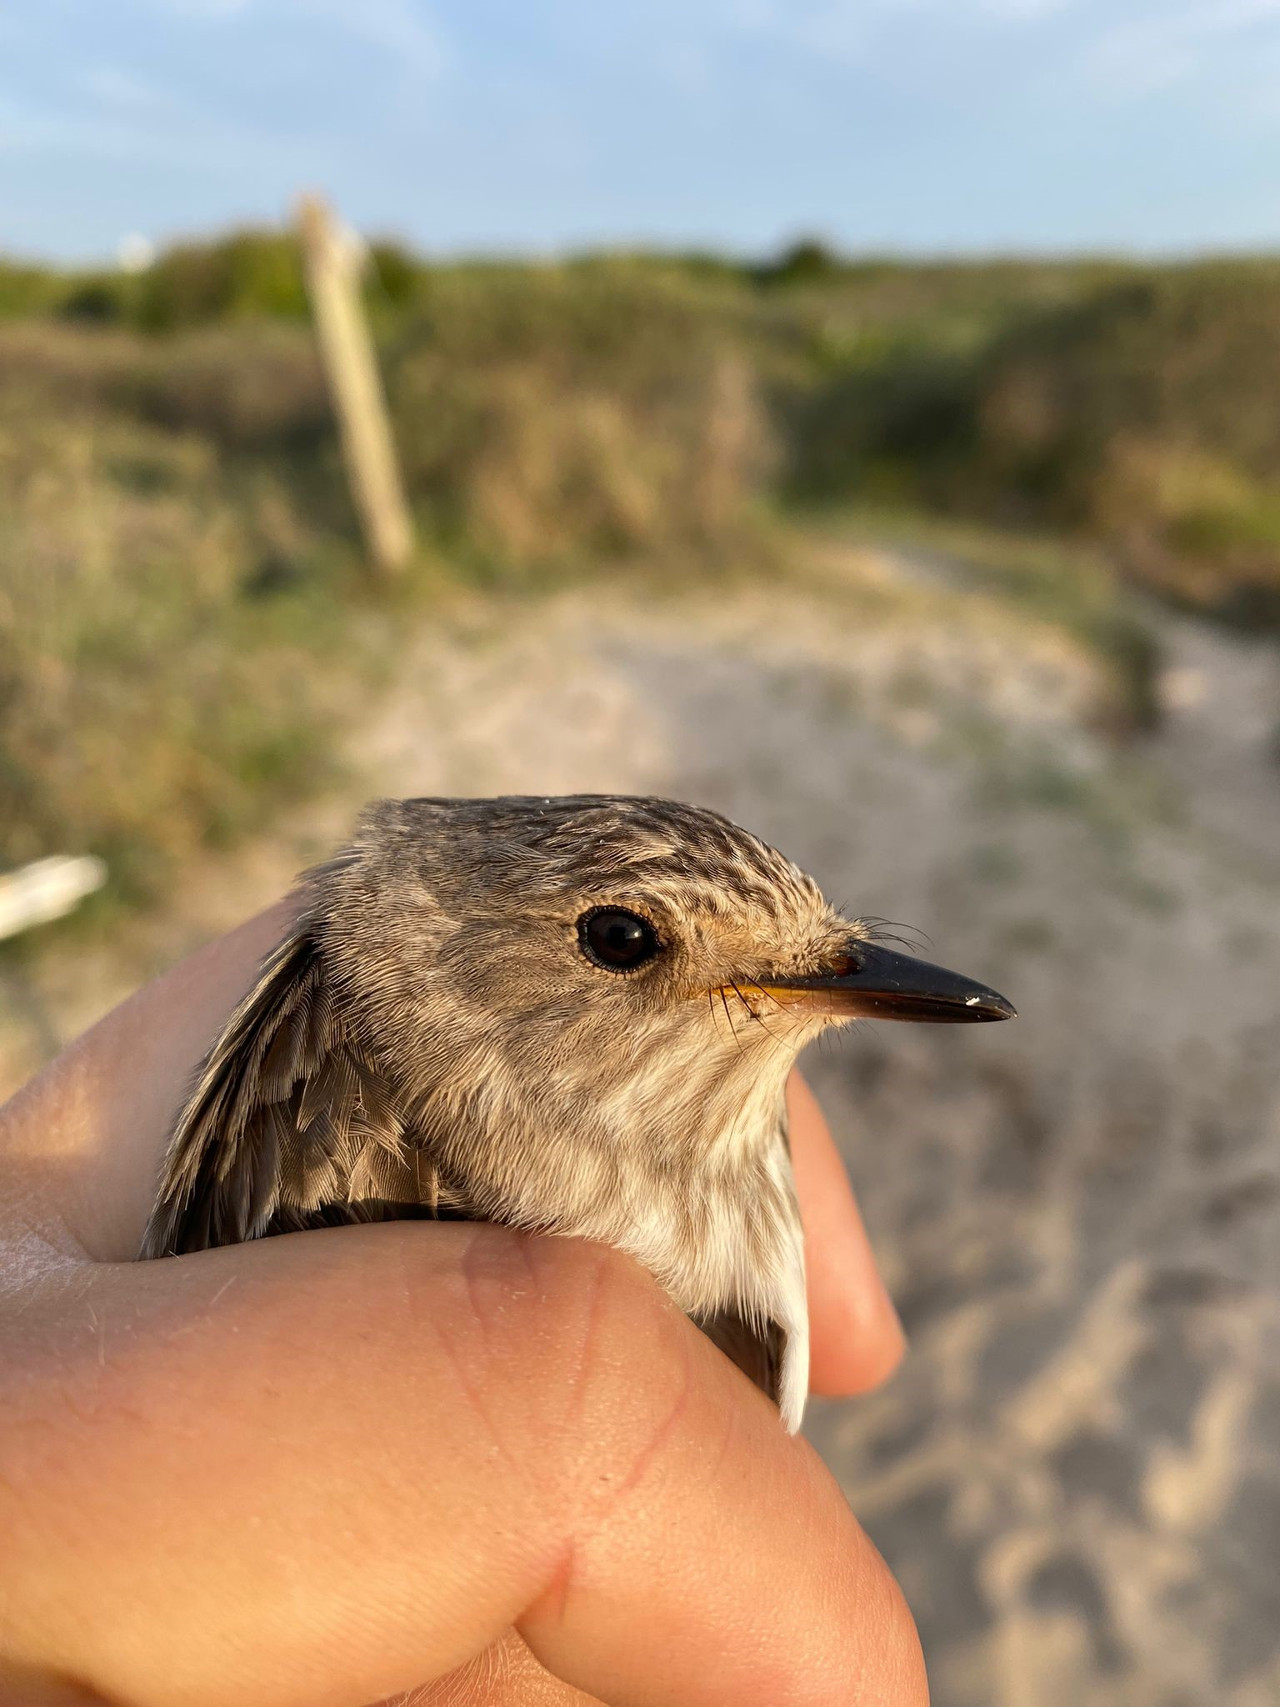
<box><xmin>3</xmin><ymin>1221</ymin><xmax>926</xmax><ymax>1707</ymax></box>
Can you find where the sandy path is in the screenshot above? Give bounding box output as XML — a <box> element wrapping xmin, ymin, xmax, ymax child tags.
<box><xmin>4</xmin><ymin>540</ymin><xmax>1279</xmax><ymax>1704</ymax></box>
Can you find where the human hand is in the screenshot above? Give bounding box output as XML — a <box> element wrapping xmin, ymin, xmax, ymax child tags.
<box><xmin>0</xmin><ymin>904</ymin><xmax>924</xmax><ymax>1706</ymax></box>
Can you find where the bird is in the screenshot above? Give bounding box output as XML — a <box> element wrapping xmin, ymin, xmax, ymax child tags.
<box><xmin>139</xmin><ymin>794</ymin><xmax>1014</xmax><ymax>1431</ymax></box>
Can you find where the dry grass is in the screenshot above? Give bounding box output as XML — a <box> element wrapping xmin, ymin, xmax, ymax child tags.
<box><xmin>0</xmin><ymin>323</ymin><xmax>350</xmax><ymax>899</ymax></box>
<box><xmin>389</xmin><ymin>266</ymin><xmax>774</xmax><ymax>570</ymax></box>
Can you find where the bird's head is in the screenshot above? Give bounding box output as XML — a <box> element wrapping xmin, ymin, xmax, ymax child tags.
<box><xmin>313</xmin><ymin>796</ymin><xmax>1014</xmax><ymax>1182</ymax></box>
<box><xmin>144</xmin><ymin>794</ymin><xmax>1013</xmax><ymax>1267</ymax></box>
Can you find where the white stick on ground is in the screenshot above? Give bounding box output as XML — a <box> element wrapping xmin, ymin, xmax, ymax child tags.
<box><xmin>0</xmin><ymin>857</ymin><xmax>108</xmax><ymax>942</ymax></box>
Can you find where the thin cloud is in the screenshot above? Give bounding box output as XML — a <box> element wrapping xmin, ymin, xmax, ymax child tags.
<box><xmin>154</xmin><ymin>0</ymin><xmax>255</xmax><ymax>16</ymax></box>
<box><xmin>143</xmin><ymin>0</ymin><xmax>444</xmax><ymax>77</ymax></box>
<box><xmin>1091</xmin><ymin>0</ymin><xmax>1280</xmax><ymax>94</ymax></box>
<box><xmin>722</xmin><ymin>0</ymin><xmax>1075</xmax><ymax>65</ymax></box>
<box><xmin>728</xmin><ymin>0</ymin><xmax>1071</xmax><ymax>30</ymax></box>
<box><xmin>305</xmin><ymin>0</ymin><xmax>445</xmax><ymax>80</ymax></box>
<box><xmin>980</xmin><ymin>0</ymin><xmax>1071</xmax><ymax>16</ymax></box>
<box><xmin>77</xmin><ymin>65</ymin><xmax>169</xmax><ymax>108</ymax></box>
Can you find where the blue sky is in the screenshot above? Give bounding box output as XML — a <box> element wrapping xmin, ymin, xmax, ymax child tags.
<box><xmin>3</xmin><ymin>0</ymin><xmax>1280</xmax><ymax>262</ymax></box>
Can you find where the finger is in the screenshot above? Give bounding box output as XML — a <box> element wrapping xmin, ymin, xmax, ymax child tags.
<box><xmin>787</xmin><ymin>1072</ymin><xmax>906</xmax><ymax>1398</ymax></box>
<box><xmin>376</xmin><ymin>1630</ymin><xmax>603</xmax><ymax>1705</ymax></box>
<box><xmin>0</xmin><ymin>901</ymin><xmax>296</xmax><ymax>1260</ymax></box>
<box><xmin>4</xmin><ymin>1225</ymin><xmax>926</xmax><ymax>1707</ymax></box>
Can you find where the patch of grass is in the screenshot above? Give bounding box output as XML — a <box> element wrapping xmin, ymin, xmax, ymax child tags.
<box><xmin>0</xmin><ymin>325</ymin><xmax>364</xmax><ymax>905</ymax></box>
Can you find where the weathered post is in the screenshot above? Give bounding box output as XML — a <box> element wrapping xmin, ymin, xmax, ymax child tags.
<box><xmin>297</xmin><ymin>194</ymin><xmax>414</xmax><ymax>578</ymax></box>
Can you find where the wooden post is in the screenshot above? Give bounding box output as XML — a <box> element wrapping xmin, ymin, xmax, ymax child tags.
<box><xmin>297</xmin><ymin>195</ymin><xmax>414</xmax><ymax>577</ymax></box>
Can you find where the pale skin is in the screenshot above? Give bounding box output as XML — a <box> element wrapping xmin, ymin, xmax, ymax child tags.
<box><xmin>0</xmin><ymin>901</ymin><xmax>926</xmax><ymax>1707</ymax></box>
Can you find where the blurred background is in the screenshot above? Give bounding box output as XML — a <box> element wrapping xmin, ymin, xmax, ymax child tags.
<box><xmin>3</xmin><ymin>3</ymin><xmax>1280</xmax><ymax>1702</ymax></box>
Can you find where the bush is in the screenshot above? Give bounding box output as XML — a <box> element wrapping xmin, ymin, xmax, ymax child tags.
<box><xmin>783</xmin><ymin>261</ymin><xmax>1280</xmax><ymax>621</ymax></box>
<box><xmin>130</xmin><ymin>231</ymin><xmax>311</xmax><ymax>331</ymax></box>
<box><xmin>388</xmin><ymin>265</ymin><xmax>775</xmax><ymax>568</ymax></box>
<box><xmin>950</xmin><ymin>267</ymin><xmax>1280</xmax><ymax>616</ymax></box>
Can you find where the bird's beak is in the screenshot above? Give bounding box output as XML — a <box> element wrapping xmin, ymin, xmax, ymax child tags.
<box><xmin>756</xmin><ymin>942</ymin><xmax>1016</xmax><ymax>1024</ymax></box>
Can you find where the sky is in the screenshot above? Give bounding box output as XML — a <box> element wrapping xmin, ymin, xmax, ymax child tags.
<box><xmin>3</xmin><ymin>0</ymin><xmax>1280</xmax><ymax>263</ymax></box>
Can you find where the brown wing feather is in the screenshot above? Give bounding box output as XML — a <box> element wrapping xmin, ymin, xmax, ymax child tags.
<box><xmin>693</xmin><ymin>1307</ymin><xmax>786</xmax><ymax>1409</ymax></box>
<box><xmin>138</xmin><ymin>928</ymin><xmax>460</xmax><ymax>1258</ymax></box>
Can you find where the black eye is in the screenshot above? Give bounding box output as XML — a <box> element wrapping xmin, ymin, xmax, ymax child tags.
<box><xmin>578</xmin><ymin>907</ymin><xmax>662</xmax><ymax>972</ymax></box>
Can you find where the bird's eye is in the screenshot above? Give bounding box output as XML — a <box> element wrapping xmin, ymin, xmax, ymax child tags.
<box><xmin>578</xmin><ymin>908</ymin><xmax>662</xmax><ymax>972</ymax></box>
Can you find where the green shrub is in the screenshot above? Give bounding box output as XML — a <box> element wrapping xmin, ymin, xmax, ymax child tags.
<box><xmin>387</xmin><ymin>265</ymin><xmax>775</xmax><ymax>569</ymax></box>
<box><xmin>948</xmin><ymin>267</ymin><xmax>1280</xmax><ymax>616</ymax></box>
<box><xmin>784</xmin><ymin>260</ymin><xmax>1280</xmax><ymax>621</ymax></box>
<box><xmin>131</xmin><ymin>231</ymin><xmax>310</xmax><ymax>331</ymax></box>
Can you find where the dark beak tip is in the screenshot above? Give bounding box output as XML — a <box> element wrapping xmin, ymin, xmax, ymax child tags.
<box><xmin>917</xmin><ymin>980</ymin><xmax>1017</xmax><ymax>1023</ymax></box>
<box><xmin>915</xmin><ymin>988</ymin><xmax>1017</xmax><ymax>1024</ymax></box>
